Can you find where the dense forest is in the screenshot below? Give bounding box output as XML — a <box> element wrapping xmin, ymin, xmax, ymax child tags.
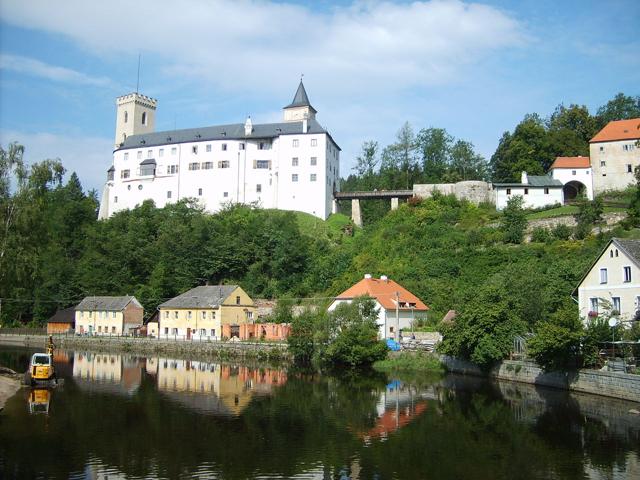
<box><xmin>0</xmin><ymin>93</ymin><xmax>639</xmax><ymax>331</ymax></box>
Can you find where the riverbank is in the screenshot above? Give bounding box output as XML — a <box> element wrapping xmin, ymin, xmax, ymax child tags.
<box><xmin>0</xmin><ymin>372</ymin><xmax>21</xmax><ymax>412</ymax></box>
<box><xmin>0</xmin><ymin>334</ymin><xmax>290</xmax><ymax>363</ymax></box>
<box><xmin>442</xmin><ymin>356</ymin><xmax>640</xmax><ymax>404</ymax></box>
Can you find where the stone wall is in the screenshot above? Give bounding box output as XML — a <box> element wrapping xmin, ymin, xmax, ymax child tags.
<box><xmin>526</xmin><ymin>211</ymin><xmax>626</xmax><ymax>233</ymax></box>
<box><xmin>441</xmin><ymin>356</ymin><xmax>640</xmax><ymax>403</ymax></box>
<box><xmin>413</xmin><ymin>181</ymin><xmax>493</xmax><ymax>205</ymax></box>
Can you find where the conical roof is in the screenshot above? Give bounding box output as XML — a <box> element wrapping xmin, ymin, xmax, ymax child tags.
<box><xmin>284</xmin><ymin>81</ymin><xmax>315</xmax><ymax>111</ymax></box>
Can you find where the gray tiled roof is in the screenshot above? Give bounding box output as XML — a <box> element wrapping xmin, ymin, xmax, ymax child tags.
<box><xmin>158</xmin><ymin>285</ymin><xmax>239</xmax><ymax>309</ymax></box>
<box><xmin>47</xmin><ymin>307</ymin><xmax>76</xmax><ymax>324</ymax></box>
<box><xmin>614</xmin><ymin>238</ymin><xmax>640</xmax><ymax>265</ymax></box>
<box><xmin>75</xmin><ymin>296</ymin><xmax>139</xmax><ymax>311</ymax></box>
<box><xmin>527</xmin><ymin>175</ymin><xmax>563</xmax><ymax>187</ymax></box>
<box><xmin>284</xmin><ymin>81</ymin><xmax>315</xmax><ymax>110</ymax></box>
<box><xmin>117</xmin><ymin>118</ymin><xmax>327</xmax><ymax>151</ymax></box>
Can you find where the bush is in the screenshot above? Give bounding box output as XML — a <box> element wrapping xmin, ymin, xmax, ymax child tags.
<box><xmin>551</xmin><ymin>223</ymin><xmax>572</xmax><ymax>240</ymax></box>
<box><xmin>500</xmin><ymin>196</ymin><xmax>527</xmax><ymax>244</ymax></box>
<box><xmin>530</xmin><ymin>227</ymin><xmax>550</xmax><ymax>243</ymax></box>
<box><xmin>527</xmin><ymin>306</ymin><xmax>583</xmax><ymax>371</ymax></box>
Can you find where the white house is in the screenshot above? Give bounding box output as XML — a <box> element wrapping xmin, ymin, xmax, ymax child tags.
<box><xmin>549</xmin><ymin>156</ymin><xmax>594</xmax><ymax>200</ymax></box>
<box><xmin>493</xmin><ymin>171</ymin><xmax>563</xmax><ymax>210</ymax></box>
<box><xmin>328</xmin><ymin>274</ymin><xmax>429</xmax><ymax>340</ymax></box>
<box><xmin>574</xmin><ymin>238</ymin><xmax>640</xmax><ymax>325</ymax></box>
<box><xmin>98</xmin><ymin>81</ymin><xmax>341</xmax><ymax>220</ymax></box>
<box><xmin>590</xmin><ymin>118</ymin><xmax>640</xmax><ymax>195</ymax></box>
<box><xmin>74</xmin><ymin>296</ymin><xmax>144</xmax><ymax>336</ymax></box>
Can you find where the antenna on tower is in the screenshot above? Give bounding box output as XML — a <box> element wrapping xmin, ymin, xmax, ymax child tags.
<box><xmin>136</xmin><ymin>54</ymin><xmax>141</xmax><ymax>93</ymax></box>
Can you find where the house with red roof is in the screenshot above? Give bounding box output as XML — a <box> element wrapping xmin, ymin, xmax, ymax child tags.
<box><xmin>590</xmin><ymin>118</ymin><xmax>640</xmax><ymax>195</ymax></box>
<box><xmin>328</xmin><ymin>274</ymin><xmax>429</xmax><ymax>340</ymax></box>
<box><xmin>549</xmin><ymin>155</ymin><xmax>593</xmax><ymax>201</ymax></box>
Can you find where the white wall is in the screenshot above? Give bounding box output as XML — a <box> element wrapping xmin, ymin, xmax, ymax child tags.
<box><xmin>494</xmin><ymin>188</ymin><xmax>563</xmax><ymax>210</ymax></box>
<box><xmin>577</xmin><ymin>244</ymin><xmax>640</xmax><ymax>324</ymax></box>
<box><xmin>591</xmin><ymin>140</ymin><xmax>640</xmax><ymax>194</ymax></box>
<box><xmin>551</xmin><ymin>167</ymin><xmax>594</xmax><ymax>200</ymax></box>
<box><xmin>328</xmin><ymin>299</ymin><xmax>416</xmax><ymax>339</ymax></box>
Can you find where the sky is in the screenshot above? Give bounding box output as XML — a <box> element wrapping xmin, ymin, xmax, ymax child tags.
<box><xmin>0</xmin><ymin>0</ymin><xmax>638</xmax><ymax>195</ymax></box>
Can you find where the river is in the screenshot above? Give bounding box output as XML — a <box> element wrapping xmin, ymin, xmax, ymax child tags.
<box><xmin>0</xmin><ymin>346</ymin><xmax>638</xmax><ymax>479</ymax></box>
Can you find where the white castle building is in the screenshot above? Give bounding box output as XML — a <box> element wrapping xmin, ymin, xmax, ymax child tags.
<box><xmin>98</xmin><ymin>81</ymin><xmax>341</xmax><ymax>220</ymax></box>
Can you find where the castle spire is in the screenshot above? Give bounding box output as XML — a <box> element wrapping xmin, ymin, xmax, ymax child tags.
<box><xmin>283</xmin><ymin>79</ymin><xmax>316</xmax><ymax>122</ymax></box>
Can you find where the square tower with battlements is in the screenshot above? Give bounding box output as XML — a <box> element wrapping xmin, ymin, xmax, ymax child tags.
<box><xmin>114</xmin><ymin>93</ymin><xmax>158</xmax><ymax>148</ymax></box>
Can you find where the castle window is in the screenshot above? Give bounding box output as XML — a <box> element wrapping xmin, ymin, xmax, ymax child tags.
<box><xmin>256</xmin><ymin>184</ymin><xmax>262</xmax><ymax>193</ymax></box>
<box><xmin>222</xmin><ymin>143</ymin><xmax>227</xmax><ymax>151</ymax></box>
<box><xmin>142</xmin><ymin>112</ymin><xmax>147</xmax><ymax>125</ymax></box>
<box><xmin>218</xmin><ymin>161</ymin><xmax>230</xmax><ymax>169</ymax></box>
<box><xmin>198</xmin><ymin>188</ymin><xmax>203</xmax><ymax>196</ymax></box>
<box><xmin>311</xmin><ymin>138</ymin><xmax>317</xmax><ymax>147</ymax></box>
<box><xmin>137</xmin><ymin>150</ymin><xmax>142</xmax><ymax>160</ymax></box>
<box><xmin>310</xmin><ymin>157</ymin><xmax>317</xmax><ymax>166</ymax></box>
<box><xmin>138</xmin><ymin>185</ymin><xmax>143</xmax><ymax>190</ymax></box>
<box><xmin>628</xmin><ymin>164</ymin><xmax>633</xmax><ymax>173</ymax></box>
<box><xmin>310</xmin><ymin>174</ymin><xmax>317</xmax><ymax>182</ymax></box>
<box><xmin>188</xmin><ymin>162</ymin><xmax>200</xmax><ymax>171</ymax></box>
<box><xmin>147</xmin><ymin>149</ymin><xmax>153</xmax><ymax>158</ymax></box>
<box><xmin>291</xmin><ymin>157</ymin><xmax>299</xmax><ymax>166</ymax></box>
<box><xmin>258</xmin><ymin>141</ymin><xmax>270</xmax><ymax>150</ymax></box>
<box><xmin>202</xmin><ymin>162</ymin><xmax>213</xmax><ymax>170</ymax></box>
<box><xmin>600</xmin><ymin>160</ymin><xmax>606</xmax><ymax>167</ymax></box>
<box><xmin>223</xmin><ymin>192</ymin><xmax>228</xmax><ymax>197</ymax></box>
<box><xmin>124</xmin><ymin>111</ymin><xmax>128</xmax><ymax>123</ymax></box>
<box><xmin>139</xmin><ymin>160</ymin><xmax>156</xmax><ymax>176</ymax></box>
<box><xmin>292</xmin><ymin>139</ymin><xmax>299</xmax><ymax>147</ymax></box>
<box><xmin>192</xmin><ymin>145</ymin><xmax>198</xmax><ymax>154</ymax></box>
<box><xmin>128</xmin><ymin>185</ymin><xmax>131</xmax><ymax>190</ymax></box>
<box><xmin>524</xmin><ymin>188</ymin><xmax>528</xmax><ymax>195</ymax></box>
<box><xmin>121</xmin><ymin>169</ymin><xmax>130</xmax><ymax>179</ymax></box>
<box><xmin>255</xmin><ymin>160</ymin><xmax>270</xmax><ymax>169</ymax></box>
<box><xmin>506</xmin><ymin>188</ymin><xmax>511</xmax><ymax>195</ymax></box>
<box><xmin>171</xmin><ymin>147</ymin><xmax>177</xmax><ymax>155</ymax></box>
<box><xmin>167</xmin><ymin>191</ymin><xmax>172</xmax><ymax>199</ymax></box>
<box><xmin>544</xmin><ymin>188</ymin><xmax>549</xmax><ymax>194</ymax></box>
<box><xmin>107</xmin><ymin>169</ymin><xmax>114</xmax><ymax>181</ymax></box>
<box><xmin>124</xmin><ymin>152</ymin><xmax>129</xmax><ymax>161</ymax></box>
<box><xmin>292</xmin><ymin>174</ymin><xmax>298</xmax><ymax>182</ymax></box>
<box><xmin>206</xmin><ymin>144</ymin><xmax>212</xmax><ymax>152</ymax></box>
<box><xmin>159</xmin><ymin>148</ymin><xmax>164</xmax><ymax>157</ymax></box>
<box><xmin>239</xmin><ymin>143</ymin><xmax>245</xmax><ymax>150</ymax></box>
<box><xmin>114</xmin><ymin>196</ymin><xmax>118</xmax><ymax>203</ymax></box>
<box><xmin>572</xmin><ymin>170</ymin><xmax>576</xmax><ymax>175</ymax></box>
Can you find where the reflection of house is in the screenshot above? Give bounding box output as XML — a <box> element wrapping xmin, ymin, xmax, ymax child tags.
<box><xmin>221</xmin><ymin>322</ymin><xmax>290</xmax><ymax>341</ymax></box>
<box><xmin>72</xmin><ymin>352</ymin><xmax>143</xmax><ymax>395</ymax></box>
<box><xmin>574</xmin><ymin>238</ymin><xmax>640</xmax><ymax>324</ymax></box>
<box><xmin>47</xmin><ymin>307</ymin><xmax>76</xmax><ymax>334</ymax></box>
<box><xmin>549</xmin><ymin>156</ymin><xmax>593</xmax><ymax>201</ymax></box>
<box><xmin>74</xmin><ymin>296</ymin><xmax>143</xmax><ymax>336</ymax></box>
<box><xmin>158</xmin><ymin>285</ymin><xmax>255</xmax><ymax>340</ymax></box>
<box><xmin>329</xmin><ymin>274</ymin><xmax>429</xmax><ymax>339</ymax></box>
<box><xmin>155</xmin><ymin>358</ymin><xmax>286</xmax><ymax>415</ymax></box>
<box><xmin>493</xmin><ymin>171</ymin><xmax>563</xmax><ymax>210</ymax></box>
<box><xmin>590</xmin><ymin>118</ymin><xmax>640</xmax><ymax>195</ymax></box>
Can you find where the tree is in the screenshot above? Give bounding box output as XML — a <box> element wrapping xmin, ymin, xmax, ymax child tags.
<box><xmin>626</xmin><ymin>165</ymin><xmax>640</xmax><ymax>228</ymax></box>
<box><xmin>380</xmin><ymin>122</ymin><xmax>418</xmax><ymax>189</ymax></box>
<box><xmin>527</xmin><ymin>304</ymin><xmax>583</xmax><ymax>371</ymax></box>
<box><xmin>596</xmin><ymin>93</ymin><xmax>640</xmax><ymax>128</ymax></box>
<box><xmin>500</xmin><ymin>196</ymin><xmax>527</xmax><ymax>244</ymax></box>
<box><xmin>574</xmin><ymin>197</ymin><xmax>603</xmax><ymax>239</ymax></box>
<box><xmin>353</xmin><ymin>141</ymin><xmax>379</xmax><ymax>177</ymax></box>
<box><xmin>447</xmin><ymin>139</ymin><xmax>487</xmax><ymax>182</ymax></box>
<box><xmin>415</xmin><ymin>127</ymin><xmax>453</xmax><ymax>182</ymax></box>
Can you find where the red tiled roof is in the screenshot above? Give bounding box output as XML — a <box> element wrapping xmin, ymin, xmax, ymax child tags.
<box><xmin>590</xmin><ymin>118</ymin><xmax>640</xmax><ymax>143</ymax></box>
<box><xmin>549</xmin><ymin>156</ymin><xmax>591</xmax><ymax>169</ymax></box>
<box><xmin>336</xmin><ymin>276</ymin><xmax>428</xmax><ymax>311</ymax></box>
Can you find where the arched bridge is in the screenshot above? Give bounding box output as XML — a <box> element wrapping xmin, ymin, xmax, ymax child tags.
<box><xmin>333</xmin><ymin>190</ymin><xmax>414</xmax><ymax>226</ymax></box>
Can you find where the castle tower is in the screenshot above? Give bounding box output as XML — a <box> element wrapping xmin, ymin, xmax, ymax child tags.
<box><xmin>114</xmin><ymin>92</ymin><xmax>157</xmax><ymax>148</ymax></box>
<box><xmin>283</xmin><ymin>80</ymin><xmax>316</xmax><ymax>122</ymax></box>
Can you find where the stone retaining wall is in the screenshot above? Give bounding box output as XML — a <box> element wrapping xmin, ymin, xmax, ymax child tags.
<box><xmin>441</xmin><ymin>356</ymin><xmax>640</xmax><ymax>403</ymax></box>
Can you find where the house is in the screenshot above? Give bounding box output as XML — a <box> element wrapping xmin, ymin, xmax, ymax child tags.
<box><xmin>549</xmin><ymin>156</ymin><xmax>594</xmax><ymax>201</ymax></box>
<box><xmin>590</xmin><ymin>118</ymin><xmax>640</xmax><ymax>195</ymax></box>
<box><xmin>74</xmin><ymin>296</ymin><xmax>144</xmax><ymax>335</ymax></box>
<box><xmin>574</xmin><ymin>238</ymin><xmax>640</xmax><ymax>324</ymax></box>
<box><xmin>98</xmin><ymin>80</ymin><xmax>341</xmax><ymax>221</ymax></box>
<box><xmin>145</xmin><ymin>310</ymin><xmax>159</xmax><ymax>338</ymax></box>
<box><xmin>46</xmin><ymin>307</ymin><xmax>76</xmax><ymax>334</ymax></box>
<box><xmin>157</xmin><ymin>285</ymin><xmax>256</xmax><ymax>340</ymax></box>
<box><xmin>328</xmin><ymin>274</ymin><xmax>429</xmax><ymax>340</ymax></box>
<box><xmin>493</xmin><ymin>171</ymin><xmax>563</xmax><ymax>210</ymax></box>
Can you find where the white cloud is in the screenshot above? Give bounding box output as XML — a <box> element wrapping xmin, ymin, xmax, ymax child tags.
<box><xmin>0</xmin><ymin>53</ymin><xmax>112</xmax><ymax>87</ymax></box>
<box><xmin>0</xmin><ymin>0</ymin><xmax>526</xmax><ymax>95</ymax></box>
<box><xmin>0</xmin><ymin>130</ymin><xmax>113</xmax><ymax>195</ymax></box>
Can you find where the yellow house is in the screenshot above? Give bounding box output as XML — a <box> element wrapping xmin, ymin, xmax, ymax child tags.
<box><xmin>157</xmin><ymin>285</ymin><xmax>255</xmax><ymax>340</ymax></box>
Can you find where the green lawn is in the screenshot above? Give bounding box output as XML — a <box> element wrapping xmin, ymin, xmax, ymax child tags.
<box><xmin>526</xmin><ymin>205</ymin><xmax>626</xmax><ymax>220</ymax></box>
<box><xmin>292</xmin><ymin>211</ymin><xmax>356</xmax><ymax>241</ymax></box>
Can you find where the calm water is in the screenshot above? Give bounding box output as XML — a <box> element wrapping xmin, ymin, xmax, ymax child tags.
<box><xmin>1</xmin><ymin>347</ymin><xmax>639</xmax><ymax>480</ymax></box>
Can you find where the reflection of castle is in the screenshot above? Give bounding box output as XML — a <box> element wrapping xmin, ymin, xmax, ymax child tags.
<box><xmin>149</xmin><ymin>358</ymin><xmax>286</xmax><ymax>416</ymax></box>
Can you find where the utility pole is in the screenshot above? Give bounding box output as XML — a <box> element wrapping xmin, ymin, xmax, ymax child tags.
<box><xmin>395</xmin><ymin>291</ymin><xmax>400</xmax><ymax>343</ymax></box>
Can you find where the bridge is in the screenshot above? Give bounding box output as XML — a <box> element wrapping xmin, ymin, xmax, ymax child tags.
<box><xmin>333</xmin><ymin>190</ymin><xmax>414</xmax><ymax>227</ymax></box>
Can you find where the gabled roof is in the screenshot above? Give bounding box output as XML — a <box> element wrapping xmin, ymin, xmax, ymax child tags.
<box><xmin>573</xmin><ymin>238</ymin><xmax>640</xmax><ymax>295</ymax></box>
<box><xmin>549</xmin><ymin>156</ymin><xmax>591</xmax><ymax>169</ymax></box>
<box><xmin>335</xmin><ymin>276</ymin><xmax>428</xmax><ymax>311</ymax></box>
<box><xmin>493</xmin><ymin>176</ymin><xmax>563</xmax><ymax>188</ymax></box>
<box><xmin>590</xmin><ymin>118</ymin><xmax>640</xmax><ymax>143</ymax></box>
<box><xmin>284</xmin><ymin>80</ymin><xmax>316</xmax><ymax>111</ymax></box>
<box><xmin>158</xmin><ymin>285</ymin><xmax>241</xmax><ymax>309</ymax></box>
<box><xmin>47</xmin><ymin>307</ymin><xmax>76</xmax><ymax>324</ymax></box>
<box><xmin>75</xmin><ymin>296</ymin><xmax>141</xmax><ymax>311</ymax></box>
<box><xmin>117</xmin><ymin>118</ymin><xmax>328</xmax><ymax>151</ymax></box>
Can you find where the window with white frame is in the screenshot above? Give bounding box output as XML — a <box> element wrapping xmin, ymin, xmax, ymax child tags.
<box><xmin>188</xmin><ymin>311</ymin><xmax>192</xmax><ymax>319</ymax></box>
<box><xmin>255</xmin><ymin>160</ymin><xmax>270</xmax><ymax>169</ymax></box>
<box><xmin>310</xmin><ymin>157</ymin><xmax>317</xmax><ymax>166</ymax></box>
<box><xmin>159</xmin><ymin>148</ymin><xmax>164</xmax><ymax>157</ymax></box>
<box><xmin>613</xmin><ymin>297</ymin><xmax>621</xmax><ymax>313</ymax></box>
<box><xmin>167</xmin><ymin>191</ymin><xmax>172</xmax><ymax>199</ymax></box>
<box><xmin>206</xmin><ymin>144</ymin><xmax>212</xmax><ymax>152</ymax></box>
<box><xmin>222</xmin><ymin>143</ymin><xmax>227</xmax><ymax>151</ymax></box>
<box><xmin>121</xmin><ymin>169</ymin><xmax>130</xmax><ymax>179</ymax></box>
<box><xmin>172</xmin><ymin>328</ymin><xmax>178</xmax><ymax>335</ymax></box>
<box><xmin>624</xmin><ymin>266</ymin><xmax>632</xmax><ymax>282</ymax></box>
<box><xmin>218</xmin><ymin>161</ymin><xmax>230</xmax><ymax>168</ymax></box>
<box><xmin>310</xmin><ymin>174</ymin><xmax>317</xmax><ymax>182</ymax></box>
<box><xmin>600</xmin><ymin>160</ymin><xmax>606</xmax><ymax>167</ymax></box>
<box><xmin>311</xmin><ymin>138</ymin><xmax>317</xmax><ymax>147</ymax></box>
<box><xmin>171</xmin><ymin>147</ymin><xmax>177</xmax><ymax>155</ymax></box>
<box><xmin>292</xmin><ymin>157</ymin><xmax>299</xmax><ymax>166</ymax></box>
<box><xmin>164</xmin><ymin>311</ymin><xmax>169</xmax><ymax>318</ymax></box>
<box><xmin>137</xmin><ymin>150</ymin><xmax>143</xmax><ymax>159</ymax></box>
<box><xmin>292</xmin><ymin>174</ymin><xmax>298</xmax><ymax>182</ymax></box>
<box><xmin>202</xmin><ymin>162</ymin><xmax>213</xmax><ymax>170</ymax></box>
<box><xmin>239</xmin><ymin>143</ymin><xmax>245</xmax><ymax>150</ymax></box>
<box><xmin>189</xmin><ymin>162</ymin><xmax>200</xmax><ymax>170</ymax></box>
<box><xmin>292</xmin><ymin>139</ymin><xmax>299</xmax><ymax>147</ymax></box>
<box><xmin>167</xmin><ymin>165</ymin><xmax>179</xmax><ymax>174</ymax></box>
<box><xmin>147</xmin><ymin>149</ymin><xmax>153</xmax><ymax>158</ymax></box>
<box><xmin>201</xmin><ymin>311</ymin><xmax>206</xmax><ymax>319</ymax></box>
<box><xmin>256</xmin><ymin>184</ymin><xmax>262</xmax><ymax>193</ymax></box>
<box><xmin>600</xmin><ymin>268</ymin><xmax>608</xmax><ymax>284</ymax></box>
<box><xmin>590</xmin><ymin>297</ymin><xmax>598</xmax><ymax>313</ymax></box>
<box><xmin>198</xmin><ymin>188</ymin><xmax>203</xmax><ymax>196</ymax></box>
<box><xmin>192</xmin><ymin>145</ymin><xmax>198</xmax><ymax>154</ymax></box>
<box><xmin>223</xmin><ymin>192</ymin><xmax>228</xmax><ymax>197</ymax></box>
<box><xmin>124</xmin><ymin>152</ymin><xmax>129</xmax><ymax>161</ymax></box>
<box><xmin>174</xmin><ymin>311</ymin><xmax>178</xmax><ymax>319</ymax></box>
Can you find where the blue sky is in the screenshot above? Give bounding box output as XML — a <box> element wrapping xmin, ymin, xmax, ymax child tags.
<box><xmin>1</xmin><ymin>0</ymin><xmax>638</xmax><ymax>194</ymax></box>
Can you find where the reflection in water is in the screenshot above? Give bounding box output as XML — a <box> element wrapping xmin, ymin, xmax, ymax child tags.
<box><xmin>0</xmin><ymin>348</ymin><xmax>639</xmax><ymax>480</ymax></box>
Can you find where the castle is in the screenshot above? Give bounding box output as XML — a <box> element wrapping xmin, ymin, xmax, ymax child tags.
<box><xmin>98</xmin><ymin>81</ymin><xmax>341</xmax><ymax>220</ymax></box>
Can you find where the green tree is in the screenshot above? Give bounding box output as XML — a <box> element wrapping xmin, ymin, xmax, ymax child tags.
<box><xmin>447</xmin><ymin>140</ymin><xmax>487</xmax><ymax>182</ymax></box>
<box><xmin>415</xmin><ymin>127</ymin><xmax>453</xmax><ymax>182</ymax></box>
<box><xmin>596</xmin><ymin>93</ymin><xmax>640</xmax><ymax>128</ymax></box>
<box><xmin>500</xmin><ymin>195</ymin><xmax>527</xmax><ymax>244</ymax></box>
<box><xmin>353</xmin><ymin>141</ymin><xmax>379</xmax><ymax>177</ymax></box>
<box><xmin>527</xmin><ymin>304</ymin><xmax>583</xmax><ymax>371</ymax></box>
<box><xmin>626</xmin><ymin>165</ymin><xmax>640</xmax><ymax>228</ymax></box>
<box><xmin>574</xmin><ymin>197</ymin><xmax>603</xmax><ymax>239</ymax></box>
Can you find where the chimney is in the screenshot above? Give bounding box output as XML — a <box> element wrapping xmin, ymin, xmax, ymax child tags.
<box><xmin>521</xmin><ymin>171</ymin><xmax>528</xmax><ymax>185</ymax></box>
<box><xmin>244</xmin><ymin>116</ymin><xmax>253</xmax><ymax>136</ymax></box>
<box><xmin>364</xmin><ymin>273</ymin><xmax>372</xmax><ymax>279</ymax></box>
<box><xmin>380</xmin><ymin>275</ymin><xmax>388</xmax><ymax>282</ymax></box>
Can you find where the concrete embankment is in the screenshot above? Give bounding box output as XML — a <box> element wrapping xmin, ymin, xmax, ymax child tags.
<box><xmin>441</xmin><ymin>356</ymin><xmax>640</xmax><ymax>403</ymax></box>
<box><xmin>0</xmin><ymin>334</ymin><xmax>290</xmax><ymax>362</ymax></box>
